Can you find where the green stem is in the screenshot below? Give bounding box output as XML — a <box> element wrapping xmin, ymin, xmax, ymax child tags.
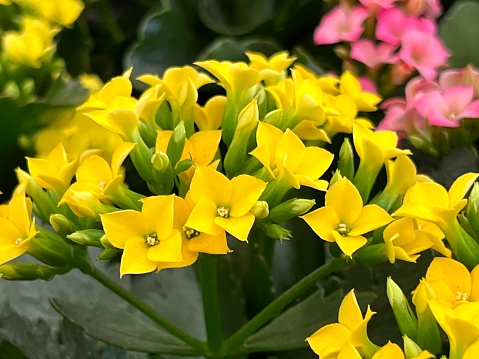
<box><xmin>199</xmin><ymin>253</ymin><xmax>224</xmax><ymax>356</ymax></box>
<box><xmin>224</xmin><ymin>257</ymin><xmax>348</xmax><ymax>352</ymax></box>
<box><xmin>76</xmin><ymin>253</ymin><xmax>206</xmax><ymax>354</ymax></box>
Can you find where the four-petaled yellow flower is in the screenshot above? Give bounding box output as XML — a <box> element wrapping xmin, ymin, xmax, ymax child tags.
<box><xmin>302</xmin><ymin>178</ymin><xmax>392</xmax><ymax>256</ymax></box>
<box><xmin>0</xmin><ymin>183</ymin><xmax>37</xmax><ymax>265</ymax></box>
<box><xmin>101</xmin><ymin>195</ymin><xmax>190</xmax><ymax>277</ymax></box>
<box><xmin>185</xmin><ymin>166</ymin><xmax>267</xmax><ymax>242</ymax></box>
<box><xmin>307</xmin><ymin>289</ymin><xmax>378</xmax><ymax>359</ymax></box>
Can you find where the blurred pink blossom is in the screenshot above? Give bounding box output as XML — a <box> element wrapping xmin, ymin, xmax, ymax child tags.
<box><xmin>359</xmin><ymin>0</ymin><xmax>395</xmax><ymax>12</ymax></box>
<box><xmin>314</xmin><ymin>5</ymin><xmax>369</xmax><ymax>44</ymax></box>
<box><xmin>350</xmin><ymin>39</ymin><xmax>398</xmax><ymax>68</ymax></box>
<box><xmin>439</xmin><ymin>65</ymin><xmax>479</xmax><ymax>97</ymax></box>
<box><xmin>359</xmin><ymin>76</ymin><xmax>379</xmax><ymax>93</ymax></box>
<box><xmin>376</xmin><ymin>8</ymin><xmax>410</xmax><ymax>45</ymax></box>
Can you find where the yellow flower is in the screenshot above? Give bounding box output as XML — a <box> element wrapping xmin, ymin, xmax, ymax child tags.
<box><xmin>383</xmin><ymin>217</ymin><xmax>448</xmax><ymax>264</ymax></box>
<box><xmin>339</xmin><ymin>71</ymin><xmax>381</xmax><ymax>112</ymax></box>
<box><xmin>0</xmin><ymin>183</ymin><xmax>37</xmax><ymax>265</ymax></box>
<box><xmin>464</xmin><ymin>339</ymin><xmax>479</xmax><ymax>359</ymax></box>
<box><xmin>302</xmin><ymin>178</ymin><xmax>392</xmax><ymax>256</ymax></box>
<box><xmin>2</xmin><ymin>17</ymin><xmax>57</xmax><ymax>68</ymax></box>
<box><xmin>185</xmin><ymin>166</ymin><xmax>267</xmax><ymax>242</ymax></box>
<box><xmin>246</xmin><ymin>50</ymin><xmax>296</xmax><ymax>84</ymax></box>
<box><xmin>371</xmin><ymin>342</ymin><xmax>405</xmax><ymax>359</ymax></box>
<box><xmin>101</xmin><ymin>195</ymin><xmax>196</xmax><ymax>277</ymax></box>
<box><xmin>28</xmin><ymin>0</ymin><xmax>84</xmax><ymax>27</ymax></box>
<box><xmin>194</xmin><ymin>95</ymin><xmax>226</xmax><ymax>131</ymax></box>
<box><xmin>27</xmin><ymin>143</ymin><xmax>78</xmax><ymax>195</ymax></box>
<box><xmin>307</xmin><ymin>290</ymin><xmax>378</xmax><ymax>359</ymax></box>
<box><xmin>155</xmin><ymin>130</ymin><xmax>221</xmax><ymax>185</ymax></box>
<box><xmin>250</xmin><ymin>122</ymin><xmax>334</xmax><ymax>190</ymax></box>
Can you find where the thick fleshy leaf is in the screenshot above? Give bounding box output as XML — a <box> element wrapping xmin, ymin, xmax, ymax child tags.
<box><xmin>51</xmin><ymin>299</ymin><xmax>198</xmax><ymax>355</ymax></box>
<box><xmin>440</xmin><ymin>1</ymin><xmax>479</xmax><ymax>67</ymax></box>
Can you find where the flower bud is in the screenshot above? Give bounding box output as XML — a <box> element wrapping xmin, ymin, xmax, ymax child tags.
<box><xmin>166</xmin><ymin>121</ymin><xmax>186</xmax><ymax>166</ymax></box>
<box><xmin>262</xmin><ymin>223</ymin><xmax>292</xmax><ymax>242</ymax></box>
<box><xmin>268</xmin><ymin>198</ymin><xmax>315</xmax><ymax>223</ymax></box>
<box><xmin>466</xmin><ymin>182</ymin><xmax>479</xmax><ymax>237</ymax></box>
<box><xmin>27</xmin><ymin>231</ymin><xmax>73</xmax><ymax>268</ymax></box>
<box><xmin>403</xmin><ymin>336</ymin><xmax>425</xmax><ymax>359</ymax></box>
<box><xmin>151</xmin><ymin>150</ymin><xmax>170</xmax><ymax>172</ymax></box>
<box><xmin>98</xmin><ymin>247</ymin><xmax>120</xmax><ymax>260</ymax></box>
<box><xmin>338</xmin><ymin>137</ymin><xmax>355</xmax><ymax>180</ymax></box>
<box><xmin>100</xmin><ymin>234</ymin><xmax>114</xmax><ymax>249</ymax></box>
<box><xmin>386</xmin><ymin>277</ymin><xmax>418</xmax><ymax>340</ymax></box>
<box><xmin>250</xmin><ymin>200</ymin><xmax>269</xmax><ymax>219</ymax></box>
<box><xmin>0</xmin><ymin>263</ymin><xmax>63</xmax><ymax>281</ymax></box>
<box><xmin>174</xmin><ymin>159</ymin><xmax>194</xmax><ymax>175</ymax></box>
<box><xmin>50</xmin><ymin>214</ymin><xmax>79</xmax><ymax>236</ymax></box>
<box><xmin>224</xmin><ymin>99</ymin><xmax>259</xmax><ymax>177</ymax></box>
<box><xmin>353</xmin><ymin>243</ymin><xmax>388</xmax><ymax>266</ymax></box>
<box><xmin>67</xmin><ymin>229</ymin><xmax>105</xmax><ymax>248</ymax></box>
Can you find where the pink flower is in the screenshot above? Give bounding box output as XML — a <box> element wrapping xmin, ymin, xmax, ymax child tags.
<box><xmin>359</xmin><ymin>76</ymin><xmax>379</xmax><ymax>94</ymax></box>
<box><xmin>359</xmin><ymin>0</ymin><xmax>395</xmax><ymax>12</ymax></box>
<box><xmin>399</xmin><ymin>29</ymin><xmax>449</xmax><ymax>80</ymax></box>
<box><xmin>314</xmin><ymin>5</ymin><xmax>369</xmax><ymax>45</ymax></box>
<box><xmin>439</xmin><ymin>65</ymin><xmax>479</xmax><ymax>98</ymax></box>
<box><xmin>350</xmin><ymin>39</ymin><xmax>398</xmax><ymax>68</ymax></box>
<box><xmin>376</xmin><ymin>8</ymin><xmax>411</xmax><ymax>45</ymax></box>
<box><xmin>414</xmin><ymin>86</ymin><xmax>479</xmax><ymax>127</ymax></box>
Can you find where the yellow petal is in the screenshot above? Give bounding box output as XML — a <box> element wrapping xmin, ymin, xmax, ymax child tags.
<box><xmin>276</xmin><ymin>129</ymin><xmax>305</xmax><ymax>173</ymax></box>
<box><xmin>111</xmin><ymin>142</ymin><xmax>136</xmax><ymax>178</ymax></box>
<box><xmin>338</xmin><ymin>290</ymin><xmax>363</xmax><ymax>329</ymax></box>
<box><xmin>326</xmin><ymin>178</ymin><xmax>363</xmax><ymax>225</ymax></box>
<box><xmin>0</xmin><ymin>244</ymin><xmax>28</xmax><ymax>265</ymax></box>
<box><xmin>338</xmin><ymin>342</ymin><xmax>362</xmax><ymax>359</ymax></box>
<box><xmin>333</xmin><ymin>232</ymin><xmax>368</xmax><ymax>256</ymax></box>
<box><xmin>120</xmin><ymin>237</ymin><xmax>157</xmax><ymax>276</ymax></box>
<box><xmin>307</xmin><ymin>323</ymin><xmax>350</xmax><ymax>358</ymax></box>
<box><xmin>141</xmin><ymin>195</ymin><xmax>175</xmax><ymax>239</ymax></box>
<box><xmin>301</xmin><ymin>206</ymin><xmax>339</xmax><ymax>242</ymax></box>
<box><xmin>371</xmin><ymin>342</ymin><xmax>404</xmax><ymax>359</ymax></box>
<box><xmin>215</xmin><ymin>213</ymin><xmax>255</xmax><ymax>241</ymax></box>
<box><xmin>186</xmin><ymin>199</ymin><xmax>223</xmax><ymax>236</ymax></box>
<box><xmin>101</xmin><ymin>210</ymin><xmax>149</xmax><ymax>249</ymax></box>
<box><xmin>348</xmin><ymin>205</ymin><xmax>392</xmax><ymax>236</ymax></box>
<box><xmin>229</xmin><ymin>175</ymin><xmax>267</xmax><ymax>217</ymax></box>
<box><xmin>189</xmin><ymin>166</ymin><xmax>232</xmax><ymax>206</ymax></box>
<box><xmin>147</xmin><ymin>229</ymin><xmax>183</xmax><ymax>262</ymax></box>
<box><xmin>449</xmin><ymin>173</ymin><xmax>479</xmax><ymax>208</ymax></box>
<box><xmin>187</xmin><ymin>231</ymin><xmax>232</xmax><ymax>254</ymax></box>
<box><xmin>189</xmin><ymin>130</ymin><xmax>222</xmax><ymax>166</ymax></box>
<box><xmin>470</xmin><ymin>264</ymin><xmax>479</xmax><ymax>302</ymax></box>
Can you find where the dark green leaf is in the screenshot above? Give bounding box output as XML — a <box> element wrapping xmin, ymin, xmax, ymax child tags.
<box><xmin>196</xmin><ymin>0</ymin><xmax>275</xmax><ymax>35</ymax></box>
<box><xmin>124</xmin><ymin>0</ymin><xmax>203</xmax><ymax>84</ymax></box>
<box><xmin>440</xmin><ymin>1</ymin><xmax>479</xmax><ymax>67</ymax></box>
<box><xmin>51</xmin><ymin>299</ymin><xmax>199</xmax><ymax>355</ymax></box>
<box><xmin>197</xmin><ymin>37</ymin><xmax>282</xmax><ymax>62</ymax></box>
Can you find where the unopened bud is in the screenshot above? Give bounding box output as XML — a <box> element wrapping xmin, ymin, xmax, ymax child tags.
<box><xmin>338</xmin><ymin>137</ymin><xmax>355</xmax><ymax>180</ymax></box>
<box><xmin>250</xmin><ymin>201</ymin><xmax>269</xmax><ymax>219</ymax></box>
<box><xmin>50</xmin><ymin>214</ymin><xmax>79</xmax><ymax>236</ymax></box>
<box><xmin>151</xmin><ymin>150</ymin><xmax>170</xmax><ymax>172</ymax></box>
<box><xmin>403</xmin><ymin>336</ymin><xmax>424</xmax><ymax>359</ymax></box>
<box><xmin>268</xmin><ymin>198</ymin><xmax>315</xmax><ymax>223</ymax></box>
<box><xmin>0</xmin><ymin>263</ymin><xmax>62</xmax><ymax>281</ymax></box>
<box><xmin>262</xmin><ymin>223</ymin><xmax>292</xmax><ymax>242</ymax></box>
<box><xmin>98</xmin><ymin>247</ymin><xmax>120</xmax><ymax>260</ymax></box>
<box><xmin>100</xmin><ymin>234</ymin><xmax>114</xmax><ymax>249</ymax></box>
<box><xmin>67</xmin><ymin>229</ymin><xmax>104</xmax><ymax>247</ymax></box>
<box><xmin>387</xmin><ymin>277</ymin><xmax>418</xmax><ymax>339</ymax></box>
<box><xmin>166</xmin><ymin>121</ymin><xmax>186</xmax><ymax>166</ymax></box>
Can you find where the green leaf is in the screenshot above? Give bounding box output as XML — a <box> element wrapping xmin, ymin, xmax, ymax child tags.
<box><xmin>440</xmin><ymin>1</ymin><xmax>479</xmax><ymax>68</ymax></box>
<box><xmin>124</xmin><ymin>0</ymin><xmax>203</xmax><ymax>84</ymax></box>
<box><xmin>196</xmin><ymin>0</ymin><xmax>275</xmax><ymax>35</ymax></box>
<box><xmin>197</xmin><ymin>37</ymin><xmax>282</xmax><ymax>62</ymax></box>
<box><xmin>50</xmin><ymin>299</ymin><xmax>199</xmax><ymax>355</ymax></box>
<box><xmin>242</xmin><ymin>289</ymin><xmax>343</xmax><ymax>352</ymax></box>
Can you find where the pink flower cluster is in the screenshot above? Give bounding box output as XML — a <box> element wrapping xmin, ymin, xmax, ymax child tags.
<box><xmin>378</xmin><ymin>65</ymin><xmax>479</xmax><ymax>137</ymax></box>
<box><xmin>314</xmin><ymin>0</ymin><xmax>449</xmax><ymax>83</ymax></box>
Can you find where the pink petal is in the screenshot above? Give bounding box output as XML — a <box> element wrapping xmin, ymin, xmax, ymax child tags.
<box><xmin>459</xmin><ymin>99</ymin><xmax>479</xmax><ymax>119</ymax></box>
<box><xmin>414</xmin><ymin>91</ymin><xmax>449</xmax><ymax>119</ymax></box>
<box><xmin>376</xmin><ymin>8</ymin><xmax>410</xmax><ymax>45</ymax></box>
<box><xmin>442</xmin><ymin>86</ymin><xmax>474</xmax><ymax>114</ymax></box>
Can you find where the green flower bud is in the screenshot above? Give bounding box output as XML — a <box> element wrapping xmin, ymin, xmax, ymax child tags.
<box><xmin>329</xmin><ymin>169</ymin><xmax>343</xmax><ymax>188</ymax></box>
<box><xmin>250</xmin><ymin>200</ymin><xmax>269</xmax><ymax>219</ymax></box>
<box><xmin>268</xmin><ymin>198</ymin><xmax>315</xmax><ymax>223</ymax></box>
<box><xmin>262</xmin><ymin>223</ymin><xmax>292</xmax><ymax>242</ymax></box>
<box><xmin>4</xmin><ymin>81</ymin><xmax>20</xmax><ymax>98</ymax></box>
<box><xmin>338</xmin><ymin>137</ymin><xmax>355</xmax><ymax>180</ymax></box>
<box><xmin>151</xmin><ymin>150</ymin><xmax>170</xmax><ymax>172</ymax></box>
<box><xmin>174</xmin><ymin>159</ymin><xmax>194</xmax><ymax>176</ymax></box>
<box><xmin>353</xmin><ymin>243</ymin><xmax>388</xmax><ymax>266</ymax></box>
<box><xmin>0</xmin><ymin>263</ymin><xmax>65</xmax><ymax>281</ymax></box>
<box><xmin>50</xmin><ymin>214</ymin><xmax>79</xmax><ymax>237</ymax></box>
<box><xmin>67</xmin><ymin>229</ymin><xmax>105</xmax><ymax>248</ymax></box>
<box><xmin>100</xmin><ymin>234</ymin><xmax>114</xmax><ymax>249</ymax></box>
<box><xmin>403</xmin><ymin>336</ymin><xmax>424</xmax><ymax>359</ymax></box>
<box><xmin>466</xmin><ymin>182</ymin><xmax>479</xmax><ymax>237</ymax></box>
<box><xmin>166</xmin><ymin>121</ymin><xmax>186</xmax><ymax>166</ymax></box>
<box><xmin>98</xmin><ymin>247</ymin><xmax>120</xmax><ymax>260</ymax></box>
<box><xmin>387</xmin><ymin>277</ymin><xmax>418</xmax><ymax>340</ymax></box>
<box><xmin>263</xmin><ymin>109</ymin><xmax>283</xmax><ymax>128</ymax></box>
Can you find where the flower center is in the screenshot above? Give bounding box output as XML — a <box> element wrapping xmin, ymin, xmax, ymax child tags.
<box><xmin>182</xmin><ymin>226</ymin><xmax>200</xmax><ymax>239</ymax></box>
<box><xmin>456</xmin><ymin>291</ymin><xmax>468</xmax><ymax>301</ymax></box>
<box><xmin>216</xmin><ymin>206</ymin><xmax>230</xmax><ymax>218</ymax></box>
<box><xmin>15</xmin><ymin>237</ymin><xmax>23</xmax><ymax>245</ymax></box>
<box><xmin>98</xmin><ymin>180</ymin><xmax>107</xmax><ymax>190</ymax></box>
<box><xmin>337</xmin><ymin>223</ymin><xmax>349</xmax><ymax>237</ymax></box>
<box><xmin>145</xmin><ymin>232</ymin><xmax>159</xmax><ymax>246</ymax></box>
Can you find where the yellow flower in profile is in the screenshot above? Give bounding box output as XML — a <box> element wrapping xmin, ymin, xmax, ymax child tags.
<box><xmin>307</xmin><ymin>290</ymin><xmax>378</xmax><ymax>359</ymax></box>
<box><xmin>27</xmin><ymin>143</ymin><xmax>78</xmax><ymax>195</ymax></box>
<box><xmin>185</xmin><ymin>166</ymin><xmax>266</xmax><ymax>242</ymax></box>
<box><xmin>2</xmin><ymin>17</ymin><xmax>57</xmax><ymax>68</ymax></box>
<box><xmin>0</xmin><ymin>183</ymin><xmax>37</xmax><ymax>265</ymax></box>
<box><xmin>155</xmin><ymin>130</ymin><xmax>221</xmax><ymax>185</ymax></box>
<box><xmin>101</xmin><ymin>195</ymin><xmax>195</xmax><ymax>277</ymax></box>
<box><xmin>302</xmin><ymin>178</ymin><xmax>392</xmax><ymax>256</ymax></box>
<box><xmin>250</xmin><ymin>122</ymin><xmax>334</xmax><ymax>190</ymax></box>
<box><xmin>339</xmin><ymin>71</ymin><xmax>381</xmax><ymax>111</ymax></box>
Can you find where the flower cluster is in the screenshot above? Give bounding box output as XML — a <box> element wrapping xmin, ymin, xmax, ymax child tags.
<box><xmin>314</xmin><ymin>0</ymin><xmax>449</xmax><ymax>93</ymax></box>
<box><xmin>0</xmin><ymin>0</ymin><xmax>90</xmax><ymax>101</ymax></box>
<box><xmin>379</xmin><ymin>65</ymin><xmax>479</xmax><ymax>156</ymax></box>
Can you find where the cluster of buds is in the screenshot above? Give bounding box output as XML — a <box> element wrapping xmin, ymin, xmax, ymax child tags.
<box><xmin>313</xmin><ymin>0</ymin><xmax>449</xmax><ymax>95</ymax></box>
